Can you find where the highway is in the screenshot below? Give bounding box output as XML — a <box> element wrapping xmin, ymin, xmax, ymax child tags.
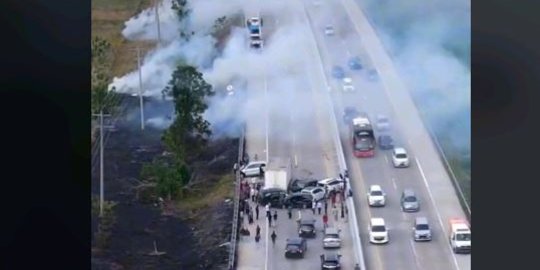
<box><xmin>236</xmin><ymin>0</ymin><xmax>470</xmax><ymax>270</ymax></box>
<box><xmin>303</xmin><ymin>0</ymin><xmax>471</xmax><ymax>270</ymax></box>
<box><xmin>237</xmin><ymin>4</ymin><xmax>357</xmax><ymax>270</ymax></box>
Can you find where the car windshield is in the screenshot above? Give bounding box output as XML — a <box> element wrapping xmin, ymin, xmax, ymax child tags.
<box><xmin>396</xmin><ymin>153</ymin><xmax>407</xmax><ymax>158</ymax></box>
<box><xmin>372</xmin><ymin>225</ymin><xmax>386</xmax><ymax>232</ymax></box>
<box><xmin>404</xmin><ymin>196</ymin><xmax>417</xmax><ymax>202</ymax></box>
<box><xmin>371</xmin><ymin>191</ymin><xmax>383</xmax><ymax>196</ymax></box>
<box><xmin>456</xmin><ymin>233</ymin><xmax>471</xmax><ymax>241</ymax></box>
<box><xmin>300</xmin><ymin>225</ymin><xmax>313</xmax><ymax>231</ymax></box>
<box><xmin>355</xmin><ymin>139</ymin><xmax>372</xmax><ymax>150</ymax></box>
<box><xmin>325</xmin><ymin>234</ymin><xmax>339</xmax><ymax>239</ymax></box>
<box><xmin>416</xmin><ymin>224</ymin><xmax>429</xmax><ymax>230</ymax></box>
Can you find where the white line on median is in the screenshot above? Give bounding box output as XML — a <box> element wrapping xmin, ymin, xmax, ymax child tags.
<box><xmin>415</xmin><ymin>157</ymin><xmax>461</xmax><ymax>270</ymax></box>
<box><xmin>409</xmin><ymin>239</ymin><xmax>422</xmax><ymax>270</ymax></box>
<box><xmin>391</xmin><ymin>177</ymin><xmax>397</xmax><ymax>190</ymax></box>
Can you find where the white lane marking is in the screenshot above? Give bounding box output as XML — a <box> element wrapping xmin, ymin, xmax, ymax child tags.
<box><xmin>409</xmin><ymin>239</ymin><xmax>422</xmax><ymax>270</ymax></box>
<box><xmin>384</xmin><ymin>154</ymin><xmax>389</xmax><ymax>164</ymax></box>
<box><xmin>391</xmin><ymin>177</ymin><xmax>397</xmax><ymax>190</ymax></box>
<box><xmin>264</xmin><ymin>75</ymin><xmax>269</xmax><ymax>162</ymax></box>
<box><xmin>294</xmin><ymin>154</ymin><xmax>298</xmax><ymax>167</ymax></box>
<box><xmin>415</xmin><ymin>157</ymin><xmax>461</xmax><ymax>270</ymax></box>
<box><xmin>265</xmin><ymin>217</ymin><xmax>269</xmax><ymax>270</ymax></box>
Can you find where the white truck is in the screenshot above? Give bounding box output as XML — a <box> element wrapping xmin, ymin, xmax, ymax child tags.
<box><xmin>449</xmin><ymin>218</ymin><xmax>471</xmax><ymax>254</ymax></box>
<box><xmin>246</xmin><ymin>16</ymin><xmax>264</xmax><ymax>49</ymax></box>
<box><xmin>264</xmin><ymin>157</ymin><xmax>292</xmax><ymax>191</ymax></box>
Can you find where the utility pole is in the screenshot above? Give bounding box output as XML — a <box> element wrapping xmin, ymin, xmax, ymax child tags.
<box><xmin>92</xmin><ymin>110</ymin><xmax>113</xmax><ymax>217</ymax></box>
<box><xmin>154</xmin><ymin>0</ymin><xmax>162</xmax><ymax>45</ymax></box>
<box><xmin>136</xmin><ymin>46</ymin><xmax>145</xmax><ymax>130</ymax></box>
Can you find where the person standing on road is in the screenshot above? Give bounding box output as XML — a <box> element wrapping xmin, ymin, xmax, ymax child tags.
<box><xmin>296</xmin><ymin>210</ymin><xmax>302</xmax><ymax>227</ymax></box>
<box><xmin>255</xmin><ymin>204</ymin><xmax>259</xmax><ymax>220</ymax></box>
<box><xmin>273</xmin><ymin>210</ymin><xmax>278</xmax><ymax>227</ymax></box>
<box><xmin>324</xmin><ymin>200</ymin><xmax>328</xmax><ymax>215</ymax></box>
<box><xmin>287</xmin><ymin>205</ymin><xmax>292</xmax><ymax>219</ymax></box>
<box><xmin>271</xmin><ymin>230</ymin><xmax>277</xmax><ymax>246</ymax></box>
<box><xmin>317</xmin><ymin>201</ymin><xmax>322</xmax><ymax>215</ymax></box>
<box><xmin>267</xmin><ymin>212</ymin><xmax>272</xmax><ymax>227</ymax></box>
<box><xmin>323</xmin><ymin>213</ymin><xmax>328</xmax><ymax>228</ymax></box>
<box><xmin>256</xmin><ymin>224</ymin><xmax>261</xmax><ymax>236</ymax></box>
<box><xmin>255</xmin><ymin>233</ymin><xmax>260</xmax><ymax>243</ymax></box>
<box><xmin>311</xmin><ymin>200</ymin><xmax>316</xmax><ymax>214</ymax></box>
<box><xmin>250</xmin><ymin>186</ymin><xmax>256</xmax><ymax>202</ymax></box>
<box><xmin>265</xmin><ymin>203</ymin><xmax>270</xmax><ymax>216</ymax></box>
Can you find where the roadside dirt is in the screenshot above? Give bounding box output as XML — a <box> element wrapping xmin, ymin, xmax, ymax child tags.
<box><xmin>91</xmin><ymin>96</ymin><xmax>237</xmax><ymax>270</ymax></box>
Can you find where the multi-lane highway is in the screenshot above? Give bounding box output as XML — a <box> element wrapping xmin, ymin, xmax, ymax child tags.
<box><xmin>304</xmin><ymin>0</ymin><xmax>471</xmax><ymax>270</ymax></box>
<box><xmin>237</xmin><ymin>8</ymin><xmax>356</xmax><ymax>270</ymax></box>
<box><xmin>237</xmin><ymin>0</ymin><xmax>470</xmax><ymax>269</ymax></box>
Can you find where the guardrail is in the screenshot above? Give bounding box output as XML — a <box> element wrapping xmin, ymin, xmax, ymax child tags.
<box><xmin>301</xmin><ymin>2</ymin><xmax>367</xmax><ymax>269</ymax></box>
<box><xmin>227</xmin><ymin>124</ymin><xmax>246</xmax><ymax>270</ymax></box>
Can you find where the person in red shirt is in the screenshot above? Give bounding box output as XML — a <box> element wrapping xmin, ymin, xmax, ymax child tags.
<box><xmin>322</xmin><ymin>213</ymin><xmax>328</xmax><ymax>228</ymax></box>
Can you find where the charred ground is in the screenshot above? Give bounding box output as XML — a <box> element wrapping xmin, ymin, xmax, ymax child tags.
<box><xmin>91</xmin><ymin>96</ymin><xmax>237</xmax><ymax>270</ymax></box>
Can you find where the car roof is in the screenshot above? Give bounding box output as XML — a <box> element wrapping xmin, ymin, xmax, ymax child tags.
<box><xmin>371</xmin><ymin>217</ymin><xmax>385</xmax><ymax>226</ymax></box>
<box><xmin>325</xmin><ymin>227</ymin><xmax>340</xmax><ymax>234</ymax></box>
<box><xmin>343</xmin><ymin>77</ymin><xmax>352</xmax><ymax>82</ymax></box>
<box><xmin>248</xmin><ymin>161</ymin><xmax>266</xmax><ymax>165</ymax></box>
<box><xmin>318</xmin><ymin>177</ymin><xmax>341</xmax><ymax>184</ymax></box>
<box><xmin>369</xmin><ymin>185</ymin><xmax>382</xmax><ymax>191</ymax></box>
<box><xmin>286</xmin><ymin>237</ymin><xmax>304</xmax><ymax>244</ymax></box>
<box><xmin>415</xmin><ymin>217</ymin><xmax>429</xmax><ymax>225</ymax></box>
<box><xmin>323</xmin><ymin>253</ymin><xmax>340</xmax><ymax>261</ymax></box>
<box><xmin>393</xmin><ymin>147</ymin><xmax>406</xmax><ymax>154</ymax></box>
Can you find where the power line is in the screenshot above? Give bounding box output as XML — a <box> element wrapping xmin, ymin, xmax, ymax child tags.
<box><xmin>92</xmin><ymin>110</ymin><xmax>114</xmax><ymax>217</ymax></box>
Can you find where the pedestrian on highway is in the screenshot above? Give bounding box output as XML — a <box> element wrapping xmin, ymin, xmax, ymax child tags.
<box><xmin>311</xmin><ymin>200</ymin><xmax>316</xmax><ymax>214</ymax></box>
<box><xmin>259</xmin><ymin>165</ymin><xmax>264</xmax><ymax>176</ymax></box>
<box><xmin>271</xmin><ymin>230</ymin><xmax>277</xmax><ymax>246</ymax></box>
<box><xmin>296</xmin><ymin>210</ymin><xmax>302</xmax><ymax>227</ymax></box>
<box><xmin>255</xmin><ymin>204</ymin><xmax>259</xmax><ymax>220</ymax></box>
<box><xmin>287</xmin><ymin>205</ymin><xmax>292</xmax><ymax>219</ymax></box>
<box><xmin>332</xmin><ymin>206</ymin><xmax>339</xmax><ymax>221</ymax></box>
<box><xmin>267</xmin><ymin>212</ymin><xmax>272</xmax><ymax>227</ymax></box>
<box><xmin>273</xmin><ymin>210</ymin><xmax>278</xmax><ymax>226</ymax></box>
<box><xmin>248</xmin><ymin>211</ymin><xmax>254</xmax><ymax>224</ymax></box>
<box><xmin>331</xmin><ymin>192</ymin><xmax>336</xmax><ymax>207</ymax></box>
<box><xmin>323</xmin><ymin>213</ymin><xmax>328</xmax><ymax>228</ymax></box>
<box><xmin>265</xmin><ymin>203</ymin><xmax>270</xmax><ymax>216</ymax></box>
<box><xmin>317</xmin><ymin>201</ymin><xmax>322</xmax><ymax>215</ymax></box>
<box><xmin>256</xmin><ymin>224</ymin><xmax>261</xmax><ymax>236</ymax></box>
<box><xmin>255</xmin><ymin>233</ymin><xmax>260</xmax><ymax>243</ymax></box>
<box><xmin>251</xmin><ymin>187</ymin><xmax>256</xmax><ymax>202</ymax></box>
<box><xmin>324</xmin><ymin>200</ymin><xmax>328</xmax><ymax>215</ymax></box>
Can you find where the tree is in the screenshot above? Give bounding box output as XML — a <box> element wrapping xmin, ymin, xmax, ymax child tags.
<box><xmin>91</xmin><ymin>36</ymin><xmax>118</xmax><ymax>114</ymax></box>
<box><xmin>162</xmin><ymin>64</ymin><xmax>214</xmax><ymax>160</ymax></box>
<box><xmin>141</xmin><ymin>159</ymin><xmax>190</xmax><ymax>200</ymax></box>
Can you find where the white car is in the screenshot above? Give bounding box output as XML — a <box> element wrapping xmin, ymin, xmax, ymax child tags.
<box><xmin>342</xmin><ymin>77</ymin><xmax>355</xmax><ymax>92</ymax></box>
<box><xmin>240</xmin><ymin>161</ymin><xmax>266</xmax><ymax>177</ymax></box>
<box><xmin>317</xmin><ymin>177</ymin><xmax>344</xmax><ymax>193</ymax></box>
<box><xmin>324</xmin><ymin>25</ymin><xmax>335</xmax><ymax>36</ymax></box>
<box><xmin>375</xmin><ymin>114</ymin><xmax>390</xmax><ymax>131</ymax></box>
<box><xmin>369</xmin><ymin>217</ymin><xmax>389</xmax><ymax>244</ymax></box>
<box><xmin>301</xmin><ymin>186</ymin><xmax>326</xmax><ymax>201</ymax></box>
<box><xmin>392</xmin><ymin>147</ymin><xmax>410</xmax><ymax>168</ymax></box>
<box><xmin>367</xmin><ymin>185</ymin><xmax>386</xmax><ymax>207</ymax></box>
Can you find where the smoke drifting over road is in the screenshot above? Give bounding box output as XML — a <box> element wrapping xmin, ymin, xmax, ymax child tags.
<box><xmin>359</xmin><ymin>0</ymin><xmax>471</xmax><ymax>151</ymax></box>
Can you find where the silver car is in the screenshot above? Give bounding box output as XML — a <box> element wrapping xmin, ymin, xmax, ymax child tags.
<box><xmin>323</xmin><ymin>227</ymin><xmax>342</xmax><ymax>248</ymax></box>
<box><xmin>413</xmin><ymin>217</ymin><xmax>432</xmax><ymax>241</ymax></box>
<box><xmin>400</xmin><ymin>189</ymin><xmax>419</xmax><ymax>212</ymax></box>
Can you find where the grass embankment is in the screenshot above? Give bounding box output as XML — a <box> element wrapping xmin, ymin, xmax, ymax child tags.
<box><xmin>92</xmin><ymin>0</ymin><xmax>156</xmax><ymax>78</ymax></box>
<box><xmin>176</xmin><ymin>174</ymin><xmax>235</xmax><ymax>214</ymax></box>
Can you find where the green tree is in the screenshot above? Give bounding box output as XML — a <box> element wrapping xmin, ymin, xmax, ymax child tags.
<box><xmin>162</xmin><ymin>64</ymin><xmax>214</xmax><ymax>160</ymax></box>
<box><xmin>141</xmin><ymin>159</ymin><xmax>190</xmax><ymax>200</ymax></box>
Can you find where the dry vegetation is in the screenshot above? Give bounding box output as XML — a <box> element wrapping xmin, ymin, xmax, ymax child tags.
<box><xmin>92</xmin><ymin>0</ymin><xmax>157</xmax><ymax>78</ymax></box>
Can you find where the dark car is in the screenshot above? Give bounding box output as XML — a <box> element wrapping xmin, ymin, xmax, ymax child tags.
<box><xmin>283</xmin><ymin>193</ymin><xmax>314</xmax><ymax>209</ymax></box>
<box><xmin>289</xmin><ymin>178</ymin><xmax>319</xmax><ymax>193</ymax></box>
<box><xmin>258</xmin><ymin>188</ymin><xmax>287</xmax><ymax>208</ymax></box>
<box><xmin>299</xmin><ymin>219</ymin><xmax>317</xmax><ymax>238</ymax></box>
<box><xmin>331</xmin><ymin>66</ymin><xmax>345</xmax><ymax>79</ymax></box>
<box><xmin>378</xmin><ymin>135</ymin><xmax>394</xmax><ymax>150</ymax></box>
<box><xmin>343</xmin><ymin>106</ymin><xmax>360</xmax><ymax>125</ymax></box>
<box><xmin>348</xmin><ymin>57</ymin><xmax>362</xmax><ymax>70</ymax></box>
<box><xmin>320</xmin><ymin>253</ymin><xmax>342</xmax><ymax>270</ymax></box>
<box><xmin>285</xmin><ymin>237</ymin><xmax>307</xmax><ymax>258</ymax></box>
